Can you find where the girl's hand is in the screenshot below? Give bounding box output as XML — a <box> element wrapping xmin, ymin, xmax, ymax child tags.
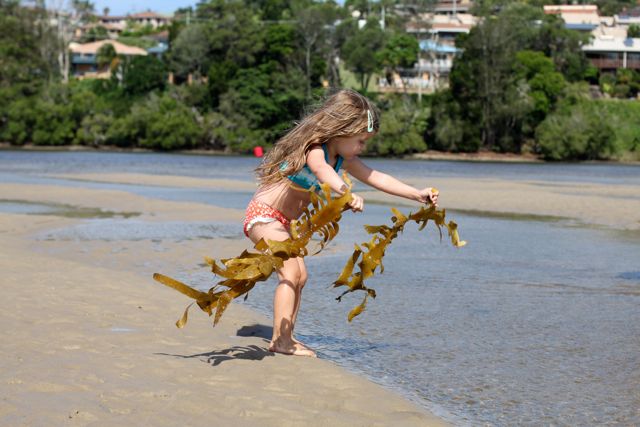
<box><xmin>418</xmin><ymin>187</ymin><xmax>439</xmax><ymax>206</ymax></box>
<box><xmin>349</xmin><ymin>193</ymin><xmax>364</xmax><ymax>212</ymax></box>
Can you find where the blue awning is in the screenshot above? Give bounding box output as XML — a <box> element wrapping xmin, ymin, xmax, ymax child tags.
<box><xmin>419</xmin><ymin>40</ymin><xmax>460</xmax><ymax>54</ymax></box>
<box><xmin>564</xmin><ymin>23</ymin><xmax>597</xmax><ymax>31</ymax></box>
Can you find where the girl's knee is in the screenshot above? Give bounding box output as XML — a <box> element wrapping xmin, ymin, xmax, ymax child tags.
<box><xmin>299</xmin><ymin>270</ymin><xmax>308</xmax><ymax>288</ymax></box>
<box><xmin>280</xmin><ymin>268</ymin><xmax>306</xmax><ymax>290</ymax></box>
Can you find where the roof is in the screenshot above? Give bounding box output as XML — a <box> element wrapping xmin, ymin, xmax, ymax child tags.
<box><xmin>80</xmin><ymin>22</ymin><xmax>124</xmax><ymax>31</ymax></box>
<box><xmin>98</xmin><ymin>15</ymin><xmax>127</xmax><ymax>21</ymax></box>
<box><xmin>406</xmin><ymin>13</ymin><xmax>477</xmax><ymax>33</ymax></box>
<box><xmin>583</xmin><ymin>36</ymin><xmax>640</xmax><ymax>53</ymax></box>
<box><xmin>543</xmin><ymin>4</ymin><xmax>603</xmax><ymax>31</ymax></box>
<box><xmin>69</xmin><ymin>40</ymin><xmax>148</xmax><ymax>56</ymax></box>
<box><xmin>592</xmin><ymin>24</ymin><xmax>628</xmax><ymax>39</ymax></box>
<box><xmin>544</xmin><ymin>5</ymin><xmax>598</xmax><ymax>14</ymax></box>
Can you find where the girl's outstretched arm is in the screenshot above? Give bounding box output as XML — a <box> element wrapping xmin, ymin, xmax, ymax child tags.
<box><xmin>344</xmin><ymin>157</ymin><xmax>439</xmax><ymax>205</ymax></box>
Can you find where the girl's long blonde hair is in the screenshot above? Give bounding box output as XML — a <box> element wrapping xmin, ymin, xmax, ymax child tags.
<box><xmin>255</xmin><ymin>89</ymin><xmax>380</xmax><ymax>187</ymax></box>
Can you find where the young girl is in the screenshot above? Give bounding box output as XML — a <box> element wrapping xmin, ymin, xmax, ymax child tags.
<box><xmin>243</xmin><ymin>89</ymin><xmax>439</xmax><ymax>357</ymax></box>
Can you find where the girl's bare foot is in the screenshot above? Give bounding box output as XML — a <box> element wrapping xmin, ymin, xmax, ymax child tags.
<box><xmin>269</xmin><ymin>339</ymin><xmax>316</xmax><ymax>357</ymax></box>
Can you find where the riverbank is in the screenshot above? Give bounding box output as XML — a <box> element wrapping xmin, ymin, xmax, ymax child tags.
<box><xmin>4</xmin><ymin>142</ymin><xmax>640</xmax><ymax>165</ymax></box>
<box><xmin>48</xmin><ymin>171</ymin><xmax>640</xmax><ymax>231</ymax></box>
<box><xmin>0</xmin><ymin>180</ymin><xmax>448</xmax><ymax>426</ymax></box>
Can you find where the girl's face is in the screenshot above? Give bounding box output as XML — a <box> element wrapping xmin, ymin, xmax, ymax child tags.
<box><xmin>331</xmin><ymin>132</ymin><xmax>375</xmax><ymax>159</ymax></box>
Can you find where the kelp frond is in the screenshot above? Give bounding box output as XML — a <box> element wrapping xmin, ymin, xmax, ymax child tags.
<box><xmin>154</xmin><ymin>176</ymin><xmax>353</xmax><ymax>327</ymax></box>
<box><xmin>334</xmin><ymin>204</ymin><xmax>466</xmax><ymax>322</ymax></box>
<box><xmin>154</xmin><ymin>177</ymin><xmax>466</xmax><ymax>327</ymax></box>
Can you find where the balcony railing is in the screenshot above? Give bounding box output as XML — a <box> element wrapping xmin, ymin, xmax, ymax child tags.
<box><xmin>588</xmin><ymin>58</ymin><xmax>623</xmax><ymax>69</ymax></box>
<box><xmin>588</xmin><ymin>58</ymin><xmax>640</xmax><ymax>69</ymax></box>
<box><xmin>627</xmin><ymin>60</ymin><xmax>640</xmax><ymax>70</ymax></box>
<box><xmin>416</xmin><ymin>59</ymin><xmax>454</xmax><ymax>73</ymax></box>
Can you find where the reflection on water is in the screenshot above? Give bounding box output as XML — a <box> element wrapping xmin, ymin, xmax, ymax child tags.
<box><xmin>35</xmin><ymin>219</ymin><xmax>242</xmax><ymax>242</ymax></box>
<box><xmin>0</xmin><ymin>199</ymin><xmax>139</xmax><ymax>218</ymax></box>
<box><xmin>2</xmin><ymin>151</ymin><xmax>639</xmax><ymax>425</ymax></box>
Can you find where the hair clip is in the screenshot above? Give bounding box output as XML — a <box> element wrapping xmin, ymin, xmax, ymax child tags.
<box><xmin>367</xmin><ymin>109</ymin><xmax>374</xmax><ymax>132</ymax></box>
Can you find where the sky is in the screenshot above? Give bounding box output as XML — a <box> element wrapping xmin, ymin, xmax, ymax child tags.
<box><xmin>91</xmin><ymin>0</ymin><xmax>197</xmax><ymax>16</ymax></box>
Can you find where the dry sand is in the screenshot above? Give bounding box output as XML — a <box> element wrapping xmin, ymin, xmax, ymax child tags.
<box><xmin>0</xmin><ymin>178</ymin><xmax>448</xmax><ymax>427</ymax></box>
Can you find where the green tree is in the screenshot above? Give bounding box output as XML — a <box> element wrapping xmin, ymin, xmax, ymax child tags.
<box><xmin>536</xmin><ymin>103</ymin><xmax>617</xmax><ymax>160</ymax></box>
<box><xmin>167</xmin><ymin>23</ymin><xmax>210</xmax><ymax>79</ymax></box>
<box><xmin>96</xmin><ymin>43</ymin><xmax>117</xmax><ymax>70</ymax></box>
<box><xmin>377</xmin><ymin>33</ymin><xmax>419</xmax><ymax>90</ymax></box>
<box><xmin>76</xmin><ymin>113</ymin><xmax>114</xmax><ymax>146</ymax></box>
<box><xmin>438</xmin><ymin>3</ymin><xmax>582</xmax><ymax>152</ymax></box>
<box><xmin>368</xmin><ymin>97</ymin><xmax>428</xmax><ymax>155</ymax></box>
<box><xmin>628</xmin><ymin>24</ymin><xmax>640</xmax><ymax>38</ymax></box>
<box><xmin>594</xmin><ymin>0</ymin><xmax>636</xmax><ymax>16</ymax></box>
<box><xmin>83</xmin><ymin>25</ymin><xmax>109</xmax><ymax>42</ymax></box>
<box><xmin>107</xmin><ymin>93</ymin><xmax>201</xmax><ymax>149</ymax></box>
<box><xmin>120</xmin><ymin>55</ymin><xmax>166</xmax><ymax>96</ymax></box>
<box><xmin>342</xmin><ymin>18</ymin><xmax>385</xmax><ymax>91</ymax></box>
<box><xmin>531</xmin><ymin>14</ymin><xmax>590</xmax><ymax>82</ymax></box>
<box><xmin>513</xmin><ymin>50</ymin><xmax>566</xmax><ymax>128</ymax></box>
<box><xmin>0</xmin><ymin>1</ymin><xmax>50</xmax><ymax>93</ymax></box>
<box><xmin>219</xmin><ymin>62</ymin><xmax>306</xmax><ymax>141</ymax></box>
<box><xmin>294</xmin><ymin>3</ymin><xmax>337</xmax><ymax>97</ymax></box>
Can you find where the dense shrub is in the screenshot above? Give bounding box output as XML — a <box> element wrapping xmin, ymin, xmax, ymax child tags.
<box><xmin>107</xmin><ymin>93</ymin><xmax>200</xmax><ymax>150</ymax></box>
<box><xmin>368</xmin><ymin>98</ymin><xmax>428</xmax><ymax>155</ymax></box>
<box><xmin>76</xmin><ymin>113</ymin><xmax>115</xmax><ymax>146</ymax></box>
<box><xmin>31</xmin><ymin>101</ymin><xmax>76</xmax><ymax>146</ymax></box>
<box><xmin>201</xmin><ymin>111</ymin><xmax>266</xmax><ymax>153</ymax></box>
<box><xmin>0</xmin><ymin>97</ymin><xmax>37</xmax><ymax>145</ymax></box>
<box><xmin>536</xmin><ymin>103</ymin><xmax>617</xmax><ymax>160</ymax></box>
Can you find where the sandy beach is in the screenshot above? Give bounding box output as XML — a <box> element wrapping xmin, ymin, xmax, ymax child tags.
<box><xmin>0</xmin><ymin>177</ymin><xmax>448</xmax><ymax>426</ymax></box>
<box><xmin>1</xmin><ymin>169</ymin><xmax>638</xmax><ymax>426</ymax></box>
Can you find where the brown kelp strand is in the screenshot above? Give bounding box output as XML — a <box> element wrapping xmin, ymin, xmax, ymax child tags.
<box><xmin>334</xmin><ymin>202</ymin><xmax>467</xmax><ymax>322</ymax></box>
<box><xmin>153</xmin><ymin>176</ymin><xmax>354</xmax><ymax>328</ymax></box>
<box><xmin>153</xmin><ymin>177</ymin><xmax>466</xmax><ymax>327</ymax></box>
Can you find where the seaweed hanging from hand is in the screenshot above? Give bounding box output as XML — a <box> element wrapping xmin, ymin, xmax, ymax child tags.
<box><xmin>153</xmin><ymin>178</ymin><xmax>466</xmax><ymax>327</ymax></box>
<box><xmin>333</xmin><ymin>202</ymin><xmax>466</xmax><ymax>322</ymax></box>
<box><xmin>153</xmin><ymin>177</ymin><xmax>353</xmax><ymax>328</ymax></box>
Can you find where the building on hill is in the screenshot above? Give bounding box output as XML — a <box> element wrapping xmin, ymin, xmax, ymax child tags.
<box><xmin>127</xmin><ymin>12</ymin><xmax>172</xmax><ymax>28</ymax></box>
<box><xmin>74</xmin><ymin>22</ymin><xmax>124</xmax><ymax>40</ymax></box>
<box><xmin>615</xmin><ymin>6</ymin><xmax>640</xmax><ymax>27</ymax></box>
<box><xmin>583</xmin><ymin>36</ymin><xmax>640</xmax><ymax>72</ymax></box>
<box><xmin>69</xmin><ymin>40</ymin><xmax>147</xmax><ymax>78</ymax></box>
<box><xmin>545</xmin><ymin>4</ymin><xmax>640</xmax><ymax>72</ymax></box>
<box><xmin>433</xmin><ymin>0</ymin><xmax>473</xmax><ymax>15</ymax></box>
<box><xmin>379</xmin><ymin>12</ymin><xmax>475</xmax><ymax>93</ymax></box>
<box><xmin>543</xmin><ymin>5</ymin><xmax>600</xmax><ymax>31</ymax></box>
<box><xmin>95</xmin><ymin>11</ymin><xmax>171</xmax><ymax>30</ymax></box>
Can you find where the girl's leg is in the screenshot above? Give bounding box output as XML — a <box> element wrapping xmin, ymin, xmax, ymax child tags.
<box><xmin>290</xmin><ymin>257</ymin><xmax>308</xmax><ymax>339</ymax></box>
<box><xmin>248</xmin><ymin>221</ymin><xmax>315</xmax><ymax>357</ymax></box>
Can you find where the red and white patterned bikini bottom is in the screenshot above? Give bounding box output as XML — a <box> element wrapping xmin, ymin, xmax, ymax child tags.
<box><xmin>243</xmin><ymin>199</ymin><xmax>291</xmax><ymax>237</ymax></box>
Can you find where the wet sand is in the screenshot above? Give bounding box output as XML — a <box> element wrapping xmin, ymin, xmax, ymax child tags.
<box><xmin>0</xmin><ymin>179</ymin><xmax>447</xmax><ymax>426</ymax></box>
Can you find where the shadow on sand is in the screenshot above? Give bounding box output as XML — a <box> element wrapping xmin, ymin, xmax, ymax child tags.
<box><xmin>155</xmin><ymin>324</ymin><xmax>275</xmax><ymax>366</ymax></box>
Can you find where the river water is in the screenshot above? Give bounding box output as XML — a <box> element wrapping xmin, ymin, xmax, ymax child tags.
<box><xmin>1</xmin><ymin>150</ymin><xmax>639</xmax><ymax>426</ymax></box>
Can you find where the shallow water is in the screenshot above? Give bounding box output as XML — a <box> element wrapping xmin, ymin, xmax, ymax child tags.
<box><xmin>2</xmin><ymin>151</ymin><xmax>638</xmax><ymax>425</ymax></box>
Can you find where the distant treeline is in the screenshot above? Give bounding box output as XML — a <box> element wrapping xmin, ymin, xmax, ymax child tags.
<box><xmin>1</xmin><ymin>0</ymin><xmax>639</xmax><ymax>160</ymax></box>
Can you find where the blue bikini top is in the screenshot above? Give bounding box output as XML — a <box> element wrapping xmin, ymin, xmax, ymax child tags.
<box><xmin>280</xmin><ymin>144</ymin><xmax>343</xmax><ymax>191</ymax></box>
